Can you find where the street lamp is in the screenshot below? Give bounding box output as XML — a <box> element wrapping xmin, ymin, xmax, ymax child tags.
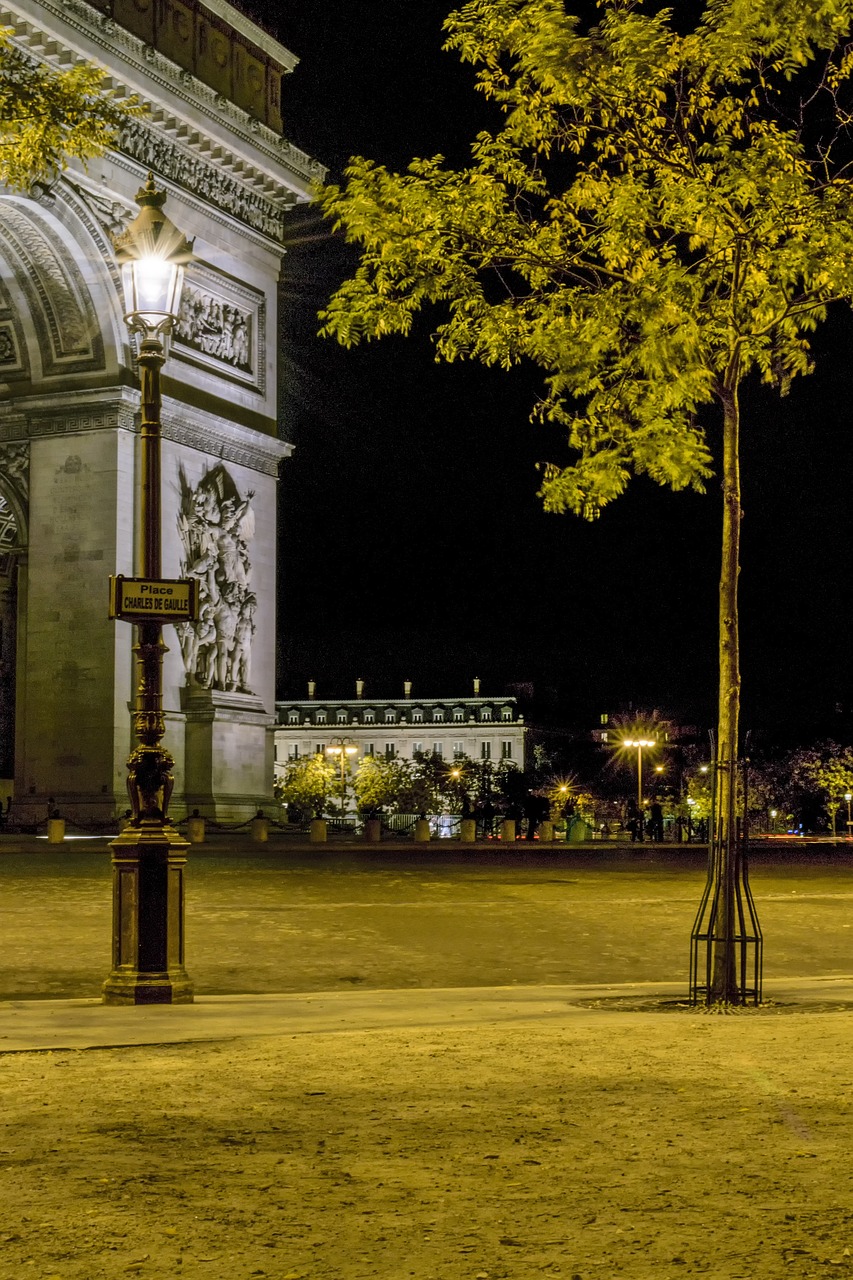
<box><xmin>623</xmin><ymin>738</ymin><xmax>656</xmax><ymax>811</ymax></box>
<box><xmin>103</xmin><ymin>175</ymin><xmax>194</xmax><ymax>1006</ymax></box>
<box><xmin>326</xmin><ymin>741</ymin><xmax>358</xmax><ymax>821</ymax></box>
<box><xmin>845</xmin><ymin>792</ymin><xmax>852</xmax><ymax>839</ymax></box>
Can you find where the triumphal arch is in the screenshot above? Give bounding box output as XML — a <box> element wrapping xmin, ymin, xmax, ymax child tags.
<box><xmin>0</xmin><ymin>0</ymin><xmax>320</xmax><ymax>821</ymax></box>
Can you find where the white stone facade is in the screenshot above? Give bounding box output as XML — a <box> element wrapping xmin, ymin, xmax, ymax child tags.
<box><xmin>274</xmin><ymin>683</ymin><xmax>527</xmax><ymax>780</ymax></box>
<box><xmin>0</xmin><ymin>0</ymin><xmax>320</xmax><ymax>821</ymax></box>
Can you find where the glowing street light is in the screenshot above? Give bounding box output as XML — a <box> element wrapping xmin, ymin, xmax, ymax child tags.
<box><xmin>103</xmin><ymin>175</ymin><xmax>194</xmax><ymax>1007</ymax></box>
<box><xmin>623</xmin><ymin>738</ymin><xmax>656</xmax><ymax>811</ymax></box>
<box><xmin>326</xmin><ymin>741</ymin><xmax>358</xmax><ymax>820</ymax></box>
<box><xmin>846</xmin><ymin>792</ymin><xmax>852</xmax><ymax>838</ymax></box>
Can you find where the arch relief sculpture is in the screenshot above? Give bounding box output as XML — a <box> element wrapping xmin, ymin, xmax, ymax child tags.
<box><xmin>176</xmin><ymin>463</ymin><xmax>257</xmax><ymax>695</ymax></box>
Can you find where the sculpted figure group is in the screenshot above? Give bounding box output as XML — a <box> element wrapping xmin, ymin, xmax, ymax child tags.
<box><xmin>176</xmin><ymin>465</ymin><xmax>257</xmax><ymax>694</ymax></box>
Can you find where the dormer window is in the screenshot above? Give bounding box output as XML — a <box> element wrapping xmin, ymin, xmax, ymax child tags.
<box><xmin>480</xmin><ymin>707</ymin><xmax>492</xmax><ymax>721</ymax></box>
<box><xmin>453</xmin><ymin>708</ymin><xmax>464</xmax><ymax>722</ymax></box>
<box><xmin>501</xmin><ymin>706</ymin><xmax>513</xmax><ymax>722</ymax></box>
<box><xmin>337</xmin><ymin>710</ymin><xmax>348</xmax><ymax>724</ymax></box>
<box><xmin>288</xmin><ymin>711</ymin><xmax>299</xmax><ymax>724</ymax></box>
<box><xmin>315</xmin><ymin>710</ymin><xmax>327</xmax><ymax>724</ymax></box>
<box><xmin>364</xmin><ymin>709</ymin><xmax>375</xmax><ymax>724</ymax></box>
<box><xmin>385</xmin><ymin>710</ymin><xmax>396</xmax><ymax>723</ymax></box>
<box><xmin>433</xmin><ymin>709</ymin><xmax>444</xmax><ymax>722</ymax></box>
<box><xmin>412</xmin><ymin>708</ymin><xmax>424</xmax><ymax>723</ymax></box>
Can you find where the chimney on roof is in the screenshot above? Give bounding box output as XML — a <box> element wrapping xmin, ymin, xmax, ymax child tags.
<box><xmin>473</xmin><ymin>677</ymin><xmax>481</xmax><ymax>695</ymax></box>
<box><xmin>356</xmin><ymin>678</ymin><xmax>364</xmax><ymax>699</ymax></box>
<box><xmin>403</xmin><ymin>680</ymin><xmax>412</xmax><ymax>699</ymax></box>
<box><xmin>307</xmin><ymin>680</ymin><xmax>316</xmax><ymax>699</ymax></box>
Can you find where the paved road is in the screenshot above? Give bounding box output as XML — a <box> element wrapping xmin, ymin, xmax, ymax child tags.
<box><xmin>1</xmin><ymin>838</ymin><xmax>852</xmax><ymax>1001</ymax></box>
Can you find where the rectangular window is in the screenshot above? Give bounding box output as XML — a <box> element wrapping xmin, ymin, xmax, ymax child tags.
<box><xmin>433</xmin><ymin>742</ymin><xmax>443</xmax><ymax>757</ymax></box>
<box><xmin>433</xmin><ymin>710</ymin><xmax>444</xmax><ymax>722</ymax></box>
<box><xmin>501</xmin><ymin>740</ymin><xmax>512</xmax><ymax>760</ymax></box>
<box><xmin>288</xmin><ymin>743</ymin><xmax>300</xmax><ymax>761</ymax></box>
<box><xmin>453</xmin><ymin>741</ymin><xmax>464</xmax><ymax>758</ymax></box>
<box><xmin>315</xmin><ymin>743</ymin><xmax>325</xmax><ymax>755</ymax></box>
<box><xmin>385</xmin><ymin>710</ymin><xmax>396</xmax><ymax>723</ymax></box>
<box><xmin>412</xmin><ymin>742</ymin><xmax>423</xmax><ymax>756</ymax></box>
<box><xmin>337</xmin><ymin>711</ymin><xmax>348</xmax><ymax>723</ymax></box>
<box><xmin>364</xmin><ymin>743</ymin><xmax>375</xmax><ymax>756</ymax></box>
<box><xmin>454</xmin><ymin>710</ymin><xmax>464</xmax><ymax>722</ymax></box>
<box><xmin>316</xmin><ymin>710</ymin><xmax>327</xmax><ymax>724</ymax></box>
<box><xmin>481</xmin><ymin>741</ymin><xmax>492</xmax><ymax>760</ymax></box>
<box><xmin>288</xmin><ymin>711</ymin><xmax>299</xmax><ymax>724</ymax></box>
<box><xmin>480</xmin><ymin>708</ymin><xmax>492</xmax><ymax>721</ymax></box>
<box><xmin>385</xmin><ymin>743</ymin><xmax>396</xmax><ymax>760</ymax></box>
<box><xmin>413</xmin><ymin>710</ymin><xmax>423</xmax><ymax>723</ymax></box>
<box><xmin>501</xmin><ymin>708</ymin><xmax>512</xmax><ymax>722</ymax></box>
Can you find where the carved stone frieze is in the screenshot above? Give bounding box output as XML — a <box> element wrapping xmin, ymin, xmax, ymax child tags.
<box><xmin>173</xmin><ymin>266</ymin><xmax>265</xmax><ymax>391</ymax></box>
<box><xmin>119</xmin><ymin>120</ymin><xmax>286</xmax><ymax>241</ymax></box>
<box><xmin>0</xmin><ymin>441</ymin><xmax>29</xmax><ymax>502</ymax></box>
<box><xmin>176</xmin><ymin>462</ymin><xmax>256</xmax><ymax>694</ymax></box>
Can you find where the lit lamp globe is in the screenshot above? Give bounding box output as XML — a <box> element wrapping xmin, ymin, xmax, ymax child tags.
<box><xmin>114</xmin><ymin>173</ymin><xmax>193</xmax><ymax>340</ymax></box>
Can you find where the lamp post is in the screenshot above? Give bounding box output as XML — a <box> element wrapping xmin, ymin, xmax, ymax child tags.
<box><xmin>623</xmin><ymin>738</ymin><xmax>656</xmax><ymax>811</ymax></box>
<box><xmin>326</xmin><ymin>740</ymin><xmax>358</xmax><ymax>821</ymax></box>
<box><xmin>846</xmin><ymin>792</ymin><xmax>852</xmax><ymax>839</ymax></box>
<box><xmin>103</xmin><ymin>175</ymin><xmax>194</xmax><ymax>1006</ymax></box>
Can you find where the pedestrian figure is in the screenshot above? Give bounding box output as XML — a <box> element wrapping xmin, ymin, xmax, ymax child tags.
<box><xmin>649</xmin><ymin>799</ymin><xmax>664</xmax><ymax>842</ymax></box>
<box><xmin>626</xmin><ymin>798</ymin><xmax>644</xmax><ymax>842</ymax></box>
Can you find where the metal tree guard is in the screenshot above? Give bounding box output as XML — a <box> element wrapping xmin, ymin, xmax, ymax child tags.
<box><xmin>689</xmin><ymin>740</ymin><xmax>763</xmax><ymax>1006</ymax></box>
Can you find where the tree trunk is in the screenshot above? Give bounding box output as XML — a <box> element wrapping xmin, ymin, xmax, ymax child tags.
<box><xmin>710</xmin><ymin>378</ymin><xmax>742</xmax><ymax>1001</ymax></box>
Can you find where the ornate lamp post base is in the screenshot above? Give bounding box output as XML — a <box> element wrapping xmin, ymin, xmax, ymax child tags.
<box><xmin>102</xmin><ymin>819</ymin><xmax>194</xmax><ymax>1005</ymax></box>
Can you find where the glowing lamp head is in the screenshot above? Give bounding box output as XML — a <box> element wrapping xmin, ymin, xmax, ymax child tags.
<box><xmin>846</xmin><ymin>793</ymin><xmax>852</xmax><ymax>803</ymax></box>
<box><xmin>114</xmin><ymin>174</ymin><xmax>193</xmax><ymax>339</ymax></box>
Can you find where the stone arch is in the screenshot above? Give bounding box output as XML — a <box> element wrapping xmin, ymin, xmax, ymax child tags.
<box><xmin>0</xmin><ymin>190</ymin><xmax>126</xmax><ymax>392</ymax></box>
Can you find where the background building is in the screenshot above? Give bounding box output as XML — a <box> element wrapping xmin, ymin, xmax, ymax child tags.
<box><xmin>274</xmin><ymin>679</ymin><xmax>526</xmax><ymax>778</ymax></box>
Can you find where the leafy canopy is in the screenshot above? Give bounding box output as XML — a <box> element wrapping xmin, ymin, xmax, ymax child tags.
<box><xmin>320</xmin><ymin>0</ymin><xmax>853</xmax><ymax>517</ymax></box>
<box><xmin>0</xmin><ymin>29</ymin><xmax>133</xmax><ymax>191</ymax></box>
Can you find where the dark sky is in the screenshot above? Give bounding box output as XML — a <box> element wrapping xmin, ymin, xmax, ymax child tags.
<box><xmin>264</xmin><ymin>2</ymin><xmax>853</xmax><ymax>739</ymax></box>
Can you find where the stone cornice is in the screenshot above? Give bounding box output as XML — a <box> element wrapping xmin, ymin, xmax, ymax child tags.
<box><xmin>160</xmin><ymin>392</ymin><xmax>292</xmax><ymax>476</ymax></box>
<box><xmin>1</xmin><ymin>0</ymin><xmax>325</xmax><ymax>211</ymax></box>
<box><xmin>0</xmin><ymin>387</ymin><xmax>292</xmax><ymax>476</ymax></box>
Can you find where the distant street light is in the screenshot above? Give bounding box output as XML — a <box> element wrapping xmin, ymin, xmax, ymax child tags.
<box><xmin>623</xmin><ymin>738</ymin><xmax>656</xmax><ymax>811</ymax></box>
<box><xmin>845</xmin><ymin>792</ymin><xmax>852</xmax><ymax>838</ymax></box>
<box><xmin>326</xmin><ymin>741</ymin><xmax>358</xmax><ymax>820</ymax></box>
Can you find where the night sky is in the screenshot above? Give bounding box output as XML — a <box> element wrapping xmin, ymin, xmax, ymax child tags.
<box><xmin>266</xmin><ymin>2</ymin><xmax>853</xmax><ymax>739</ymax></box>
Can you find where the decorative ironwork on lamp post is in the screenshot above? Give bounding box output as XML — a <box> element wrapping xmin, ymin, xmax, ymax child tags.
<box><xmin>326</xmin><ymin>740</ymin><xmax>358</xmax><ymax>821</ymax></box>
<box><xmin>102</xmin><ymin>174</ymin><xmax>195</xmax><ymax>1005</ymax></box>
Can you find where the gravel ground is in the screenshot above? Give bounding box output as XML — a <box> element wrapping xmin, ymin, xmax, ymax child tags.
<box><xmin>2</xmin><ymin>1004</ymin><xmax>853</xmax><ymax>1280</ymax></box>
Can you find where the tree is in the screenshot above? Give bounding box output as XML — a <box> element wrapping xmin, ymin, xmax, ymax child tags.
<box><xmin>0</xmin><ymin>29</ymin><xmax>131</xmax><ymax>191</ymax></box>
<box><xmin>277</xmin><ymin>754</ymin><xmax>336</xmax><ymax>819</ymax></box>
<box><xmin>319</xmin><ymin>0</ymin><xmax>853</xmax><ymax>1002</ymax></box>
<box><xmin>788</xmin><ymin>741</ymin><xmax>853</xmax><ymax>835</ymax></box>
<box><xmin>353</xmin><ymin>753</ymin><xmax>417</xmax><ymax>815</ymax></box>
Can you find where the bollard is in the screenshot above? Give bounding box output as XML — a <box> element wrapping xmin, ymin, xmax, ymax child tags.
<box><xmin>539</xmin><ymin>820</ymin><xmax>555</xmax><ymax>843</ymax></box>
<box><xmin>460</xmin><ymin>817</ymin><xmax>476</xmax><ymax>843</ymax></box>
<box><xmin>251</xmin><ymin>813</ymin><xmax>269</xmax><ymax>843</ymax></box>
<box><xmin>47</xmin><ymin>817</ymin><xmax>65</xmax><ymax>844</ymax></box>
<box><xmin>309</xmin><ymin>818</ymin><xmax>327</xmax><ymax>843</ymax></box>
<box><xmin>186</xmin><ymin>815</ymin><xmax>206</xmax><ymax>844</ymax></box>
<box><xmin>364</xmin><ymin>818</ymin><xmax>381</xmax><ymax>843</ymax></box>
<box><xmin>414</xmin><ymin>817</ymin><xmax>431</xmax><ymax>843</ymax></box>
<box><xmin>500</xmin><ymin>818</ymin><xmax>516</xmax><ymax>842</ymax></box>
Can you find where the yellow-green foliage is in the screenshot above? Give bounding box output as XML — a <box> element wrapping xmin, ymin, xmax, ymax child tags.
<box><xmin>320</xmin><ymin>0</ymin><xmax>853</xmax><ymax>518</ymax></box>
<box><xmin>0</xmin><ymin>30</ymin><xmax>135</xmax><ymax>190</ymax></box>
<box><xmin>278</xmin><ymin>754</ymin><xmax>336</xmax><ymax>817</ymax></box>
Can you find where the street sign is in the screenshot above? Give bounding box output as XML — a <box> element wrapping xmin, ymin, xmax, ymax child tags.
<box><xmin>109</xmin><ymin>575</ymin><xmax>199</xmax><ymax>623</ymax></box>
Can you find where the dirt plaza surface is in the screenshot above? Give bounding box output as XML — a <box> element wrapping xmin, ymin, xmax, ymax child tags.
<box><xmin>2</xmin><ymin>840</ymin><xmax>853</xmax><ymax>1280</ymax></box>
